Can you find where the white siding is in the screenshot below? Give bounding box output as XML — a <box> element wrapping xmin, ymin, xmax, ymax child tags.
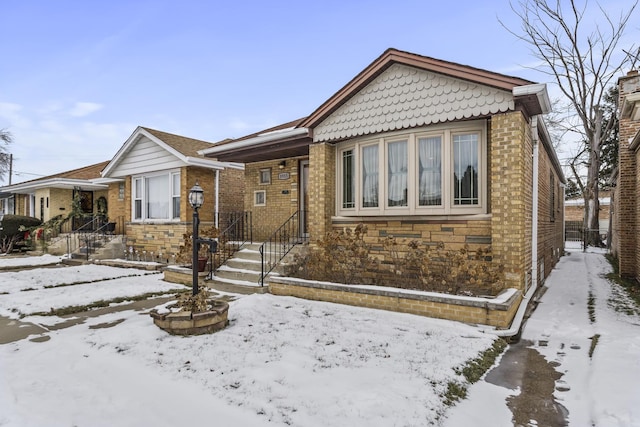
<box><xmin>314</xmin><ymin>63</ymin><xmax>515</xmax><ymax>142</ymax></box>
<box><xmin>109</xmin><ymin>136</ymin><xmax>185</xmax><ymax>177</ymax></box>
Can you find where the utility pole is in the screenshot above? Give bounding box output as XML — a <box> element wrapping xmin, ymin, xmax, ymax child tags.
<box><xmin>8</xmin><ymin>154</ymin><xmax>12</xmax><ymax>185</ymax></box>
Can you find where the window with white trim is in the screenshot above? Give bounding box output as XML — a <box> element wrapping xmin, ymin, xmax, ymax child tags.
<box><xmin>337</xmin><ymin>122</ymin><xmax>486</xmax><ymax>216</ymax></box>
<box><xmin>132</xmin><ymin>170</ymin><xmax>181</xmax><ymax>221</ymax></box>
<box><xmin>259</xmin><ymin>168</ymin><xmax>271</xmax><ymax>185</ymax></box>
<box><xmin>254</xmin><ymin>190</ymin><xmax>266</xmax><ymax>206</ymax></box>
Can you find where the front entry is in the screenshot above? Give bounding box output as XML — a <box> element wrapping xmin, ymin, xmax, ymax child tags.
<box><xmin>300</xmin><ymin>160</ymin><xmax>309</xmax><ymax>236</ymax></box>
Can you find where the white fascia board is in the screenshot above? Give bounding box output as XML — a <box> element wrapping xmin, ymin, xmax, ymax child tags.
<box><xmin>512</xmin><ymin>83</ymin><xmax>552</xmax><ymax>114</ymax></box>
<box><xmin>198</xmin><ymin>127</ymin><xmax>309</xmax><ymax>156</ymax></box>
<box><xmin>92</xmin><ymin>177</ymin><xmax>125</xmax><ymax>184</ymax></box>
<box><xmin>2</xmin><ymin>178</ymin><xmax>108</xmax><ymax>193</ymax></box>
<box><xmin>183</xmin><ymin>157</ymin><xmax>244</xmax><ymax>170</ymax></box>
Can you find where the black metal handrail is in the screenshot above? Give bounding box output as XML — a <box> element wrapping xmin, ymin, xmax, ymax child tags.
<box><xmin>214</xmin><ymin>211</ymin><xmax>252</xmax><ymax>272</ymax></box>
<box><xmin>66</xmin><ymin>215</ymin><xmax>124</xmax><ymax>260</ymax></box>
<box><xmin>259</xmin><ymin>211</ymin><xmax>308</xmax><ymax>286</ymax></box>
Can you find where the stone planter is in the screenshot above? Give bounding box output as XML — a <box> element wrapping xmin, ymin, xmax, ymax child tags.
<box><xmin>150</xmin><ymin>300</ymin><xmax>229</xmax><ymax>336</ymax></box>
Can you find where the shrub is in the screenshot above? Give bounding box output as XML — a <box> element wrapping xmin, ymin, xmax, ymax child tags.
<box><xmin>0</xmin><ymin>214</ymin><xmax>42</xmax><ymax>254</ymax></box>
<box><xmin>284</xmin><ymin>224</ymin><xmax>380</xmax><ymax>285</ymax></box>
<box><xmin>175</xmin><ymin>226</ymin><xmax>219</xmax><ymax>265</ymax></box>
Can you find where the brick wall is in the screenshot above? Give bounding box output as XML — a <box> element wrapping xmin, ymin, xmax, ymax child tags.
<box><xmin>49</xmin><ymin>188</ymin><xmax>72</xmax><ymax>220</ymax></box>
<box><xmin>615</xmin><ymin>72</ymin><xmax>640</xmax><ymax>279</ymax></box>
<box><xmin>536</xmin><ymin>140</ymin><xmax>564</xmax><ymax>278</ymax></box>
<box><xmin>244</xmin><ymin>158</ymin><xmax>305</xmax><ymax>240</ymax></box>
<box><xmin>302</xmin><ymin>111</ymin><xmax>563</xmax><ymax>292</ymax></box>
<box><xmin>489</xmin><ymin>112</ymin><xmax>532</xmax><ymax>291</ymax></box>
<box><xmin>107</xmin><ymin>182</ymin><xmax>127</xmax><ymax>234</ymax></box>
<box><xmin>218</xmin><ymin>167</ymin><xmax>245</xmax><ymax>213</ymax></box>
<box><xmin>309</xmin><ymin>143</ymin><xmax>335</xmax><ymax>241</ymax></box>
<box><xmin>269</xmin><ymin>276</ymin><xmax>521</xmax><ymax>328</ymax></box>
<box><xmin>117</xmin><ymin>166</ymin><xmax>243</xmax><ymax>255</ymax></box>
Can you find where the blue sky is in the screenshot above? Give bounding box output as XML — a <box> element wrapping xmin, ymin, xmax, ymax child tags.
<box><xmin>1</xmin><ymin>0</ymin><xmax>637</xmax><ymax>183</ymax></box>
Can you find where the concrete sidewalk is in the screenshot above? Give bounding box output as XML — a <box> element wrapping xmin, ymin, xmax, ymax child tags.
<box><xmin>0</xmin><ymin>296</ymin><xmax>175</xmax><ymax>344</ymax></box>
<box><xmin>447</xmin><ymin>245</ymin><xmax>640</xmax><ymax>426</ymax></box>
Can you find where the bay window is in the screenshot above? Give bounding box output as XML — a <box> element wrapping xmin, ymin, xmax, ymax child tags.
<box><xmin>132</xmin><ymin>170</ymin><xmax>181</xmax><ymax>221</ymax></box>
<box><xmin>337</xmin><ymin>122</ymin><xmax>486</xmax><ymax>216</ymax></box>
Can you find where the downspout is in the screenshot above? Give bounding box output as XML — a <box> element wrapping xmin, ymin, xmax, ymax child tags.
<box><xmin>484</xmin><ymin>115</ymin><xmax>540</xmax><ymax>338</ymax></box>
<box><xmin>531</xmin><ymin>115</ymin><xmax>540</xmax><ymax>293</ymax></box>
<box><xmin>215</xmin><ymin>169</ymin><xmax>220</xmax><ymax>229</ymax></box>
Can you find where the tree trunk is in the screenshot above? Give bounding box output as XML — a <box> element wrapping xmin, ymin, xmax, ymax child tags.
<box><xmin>586</xmin><ymin>108</ymin><xmax>603</xmax><ymax>247</ymax></box>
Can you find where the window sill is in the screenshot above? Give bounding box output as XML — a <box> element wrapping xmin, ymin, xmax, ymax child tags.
<box><xmin>332</xmin><ymin>213</ymin><xmax>492</xmax><ymax>223</ymax></box>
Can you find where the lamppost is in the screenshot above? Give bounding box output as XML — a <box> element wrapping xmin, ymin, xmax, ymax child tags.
<box><xmin>188</xmin><ymin>181</ymin><xmax>204</xmax><ymax>296</ymax></box>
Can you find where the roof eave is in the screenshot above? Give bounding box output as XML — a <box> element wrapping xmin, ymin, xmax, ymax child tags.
<box><xmin>200</xmin><ymin>127</ymin><xmax>310</xmax><ymax>157</ymax></box>
<box><xmin>513</xmin><ymin>84</ymin><xmax>552</xmax><ymax>116</ymax></box>
<box><xmin>2</xmin><ymin>178</ymin><xmax>109</xmax><ymax>193</ymax></box>
<box><xmin>184</xmin><ymin>157</ymin><xmax>244</xmax><ymax>170</ymax></box>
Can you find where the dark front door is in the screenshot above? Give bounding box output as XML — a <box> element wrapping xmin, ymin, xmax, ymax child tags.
<box><xmin>72</xmin><ymin>190</ymin><xmax>94</xmax><ymax>230</ymax></box>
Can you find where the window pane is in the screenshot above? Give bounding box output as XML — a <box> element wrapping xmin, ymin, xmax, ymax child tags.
<box><xmin>453</xmin><ymin>134</ymin><xmax>479</xmax><ymax>205</ymax></box>
<box><xmin>259</xmin><ymin>169</ymin><xmax>271</xmax><ymax>184</ymax></box>
<box><xmin>146</xmin><ymin>175</ymin><xmax>170</xmax><ymax>219</ymax></box>
<box><xmin>388</xmin><ymin>140</ymin><xmax>408</xmax><ymax>207</ymax></box>
<box><xmin>342</xmin><ymin>150</ymin><xmax>355</xmax><ymax>208</ymax></box>
<box><xmin>173</xmin><ymin>197</ymin><xmax>180</xmax><ymax>219</ymax></box>
<box><xmin>418</xmin><ymin>136</ymin><xmax>442</xmax><ymax>206</ymax></box>
<box><xmin>362</xmin><ymin>145</ymin><xmax>379</xmax><ymax>208</ymax></box>
<box><xmin>135</xmin><ymin>200</ymin><xmax>142</xmax><ymax>219</ymax></box>
<box><xmin>172</xmin><ymin>174</ymin><xmax>180</xmax><ymax>219</ymax></box>
<box><xmin>133</xmin><ymin>178</ymin><xmax>142</xmax><ymax>220</ymax></box>
<box><xmin>134</xmin><ymin>178</ymin><xmax>142</xmax><ymax>198</ymax></box>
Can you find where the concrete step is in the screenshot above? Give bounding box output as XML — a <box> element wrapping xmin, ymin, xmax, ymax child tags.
<box><xmin>225</xmin><ymin>257</ymin><xmax>262</xmax><ymax>272</ymax></box>
<box><xmin>233</xmin><ymin>248</ymin><xmax>262</xmax><ymax>262</ymax></box>
<box><xmin>205</xmin><ymin>276</ymin><xmax>269</xmax><ymax>295</ymax></box>
<box><xmin>214</xmin><ymin>265</ymin><xmax>262</xmax><ymax>282</ymax></box>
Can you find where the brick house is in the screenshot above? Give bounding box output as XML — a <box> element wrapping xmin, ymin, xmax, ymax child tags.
<box><xmin>203</xmin><ymin>48</ymin><xmax>566</xmax><ymax>298</ymax></box>
<box><xmin>612</xmin><ymin>70</ymin><xmax>640</xmax><ymax>280</ymax></box>
<box><xmin>98</xmin><ymin>126</ymin><xmax>245</xmax><ymax>257</ymax></box>
<box><xmin>0</xmin><ymin>161</ymin><xmax>110</xmax><ymax>226</ymax></box>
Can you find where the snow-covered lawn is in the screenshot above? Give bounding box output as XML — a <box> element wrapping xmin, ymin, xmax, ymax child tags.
<box><xmin>2</xmin><ymin>246</ymin><xmax>639</xmax><ymax>427</ymax></box>
<box><xmin>0</xmin><ymin>264</ymin><xmax>186</xmax><ymax>319</ymax></box>
<box><xmin>0</xmin><ymin>256</ymin><xmax>498</xmax><ymax>426</ymax></box>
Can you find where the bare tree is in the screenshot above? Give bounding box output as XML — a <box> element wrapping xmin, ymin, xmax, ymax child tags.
<box><xmin>0</xmin><ymin>129</ymin><xmax>12</xmax><ymax>183</ymax></box>
<box><xmin>502</xmin><ymin>0</ymin><xmax>638</xmax><ymax>246</ymax></box>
